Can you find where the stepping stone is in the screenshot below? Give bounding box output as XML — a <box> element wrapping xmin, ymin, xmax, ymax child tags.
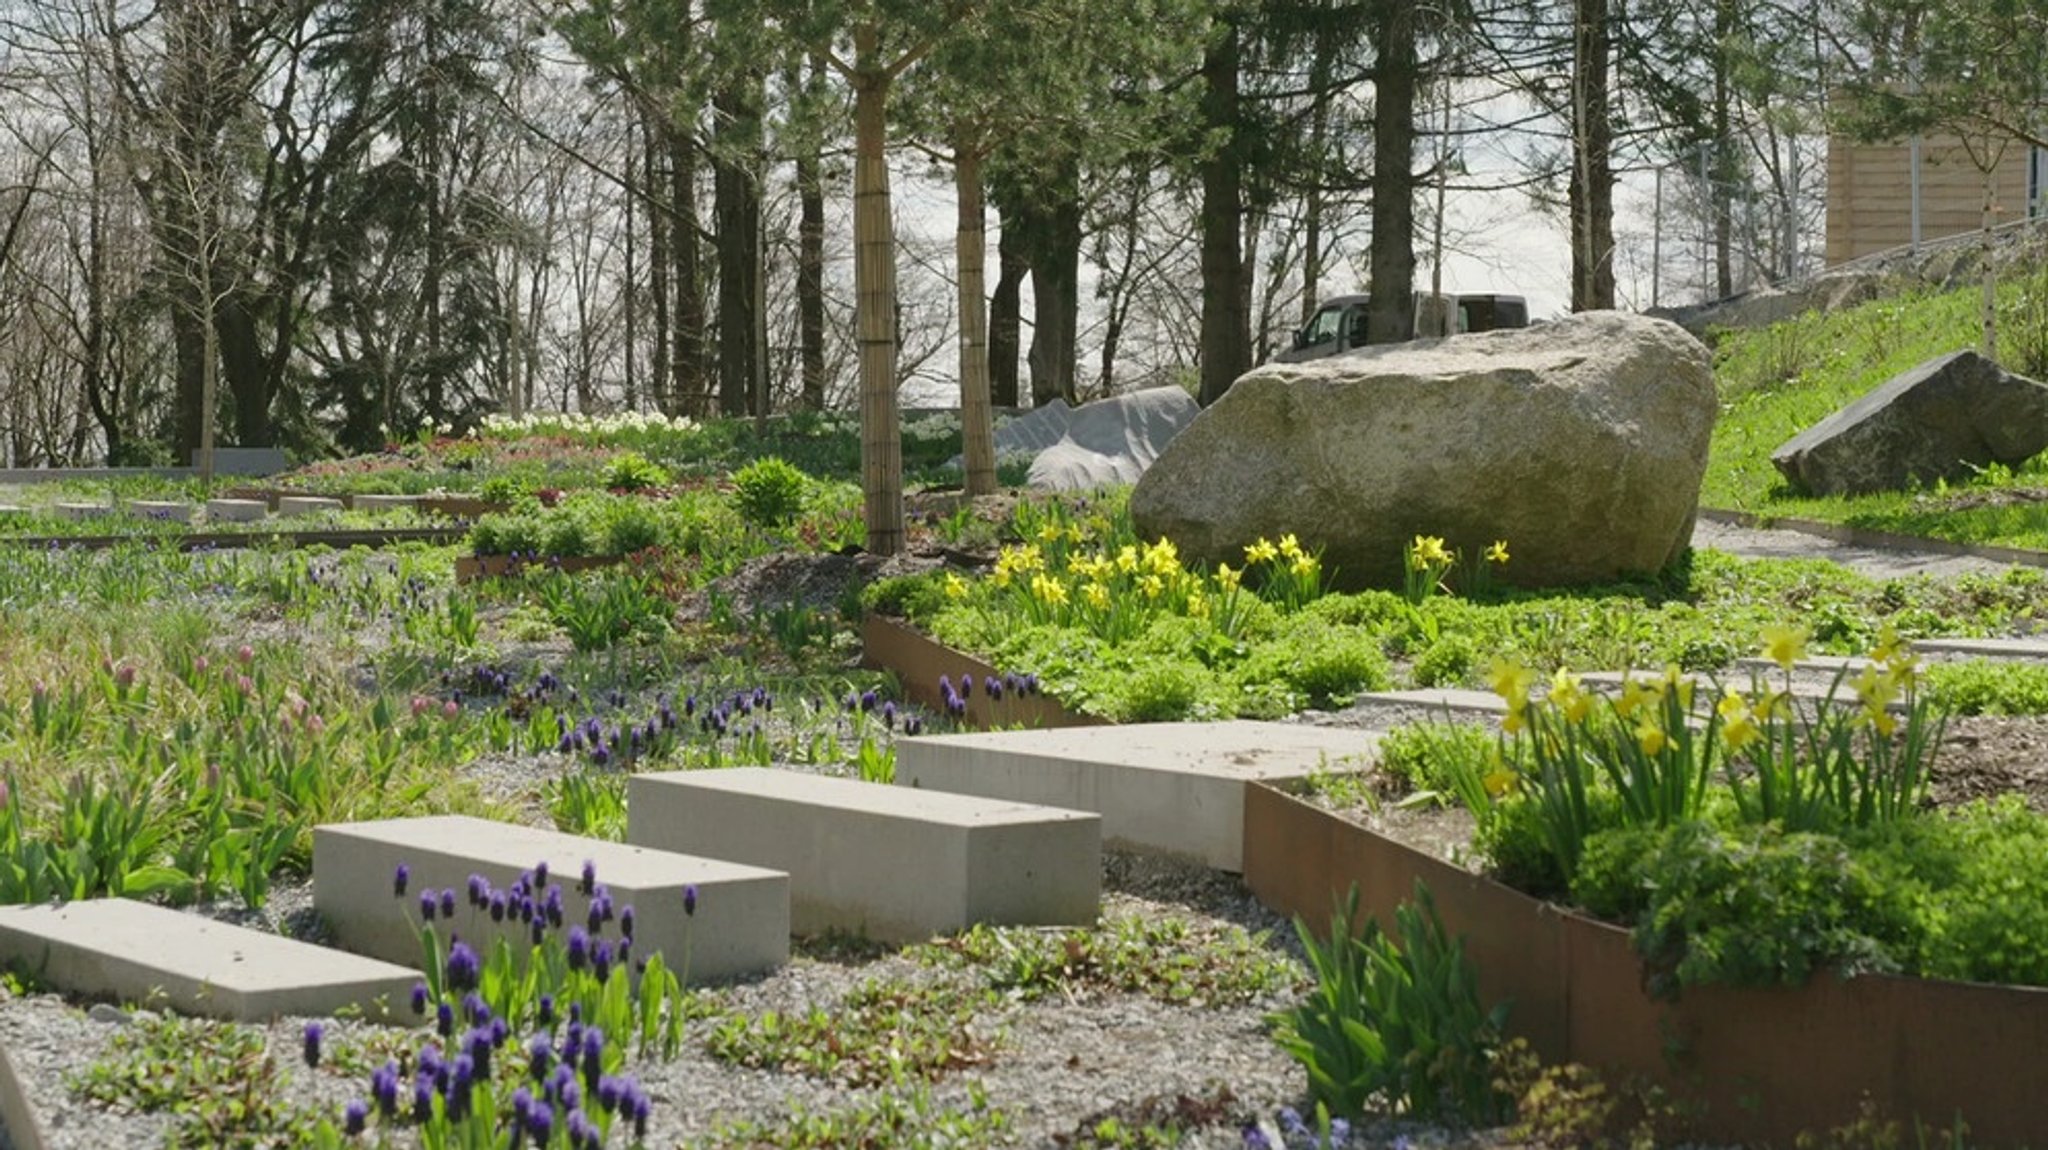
<box><xmin>895</xmin><ymin>721</ymin><xmax>1376</xmax><ymax>872</ymax></box>
<box><xmin>1350</xmin><ymin>688</ymin><xmax>1512</xmax><ymax>716</ymax></box>
<box><xmin>313</xmin><ymin>816</ymin><xmax>789</xmax><ymax>983</ymax></box>
<box><xmin>0</xmin><ymin>900</ymin><xmax>420</xmax><ymax>1023</ymax></box>
<box><xmin>628</xmin><ymin>768</ymin><xmax>1100</xmax><ymax>943</ymax></box>
<box><xmin>352</xmin><ymin>494</ymin><xmax>418</xmax><ymax>513</ymax></box>
<box><xmin>276</xmin><ymin>495</ymin><xmax>344</xmax><ymax>517</ymax></box>
<box><xmin>51</xmin><ymin>502</ymin><xmax>109</xmax><ymax>521</ymax></box>
<box><xmin>125</xmin><ymin>500</ymin><xmax>195</xmax><ymax>523</ymax></box>
<box><xmin>205</xmin><ymin>498</ymin><xmax>267</xmax><ymax>523</ymax></box>
<box><xmin>1912</xmin><ymin>637</ymin><xmax>2048</xmax><ymax>661</ymax></box>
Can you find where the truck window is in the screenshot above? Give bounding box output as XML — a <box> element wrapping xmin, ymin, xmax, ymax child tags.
<box><xmin>1302</xmin><ymin>305</ymin><xmax>1344</xmax><ymax>346</ymax></box>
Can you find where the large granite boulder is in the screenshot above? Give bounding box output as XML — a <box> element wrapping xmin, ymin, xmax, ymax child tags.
<box><xmin>1130</xmin><ymin>311</ymin><xmax>1716</xmax><ymax>589</ymax></box>
<box><xmin>1770</xmin><ymin>351</ymin><xmax>2048</xmax><ymax>497</ymax></box>
<box><xmin>960</xmin><ymin>387</ymin><xmax>1199</xmax><ymax>491</ymax></box>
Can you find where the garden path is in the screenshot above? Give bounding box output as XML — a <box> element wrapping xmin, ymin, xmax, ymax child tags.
<box><xmin>1690</xmin><ymin>517</ymin><xmax>2020</xmax><ymax>580</ymax></box>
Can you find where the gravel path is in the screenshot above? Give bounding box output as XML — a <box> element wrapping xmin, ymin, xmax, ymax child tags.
<box><xmin>1690</xmin><ymin>517</ymin><xmax>2019</xmax><ymax>580</ymax></box>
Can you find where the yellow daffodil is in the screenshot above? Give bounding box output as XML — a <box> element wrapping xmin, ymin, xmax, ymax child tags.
<box><xmin>1502</xmin><ymin>707</ymin><xmax>1527</xmax><ymax>735</ymax></box>
<box><xmin>1485</xmin><ymin>540</ymin><xmax>1510</xmax><ymax>565</ymax></box>
<box><xmin>1635</xmin><ymin>721</ymin><xmax>1668</xmax><ymax>757</ymax></box>
<box><xmin>1852</xmin><ymin>666</ymin><xmax>1899</xmax><ymax>712</ymax></box>
<box><xmin>1030</xmin><ymin>573</ymin><xmax>1068</xmax><ymax>606</ymax></box>
<box><xmin>1245</xmin><ymin>538</ymin><xmax>1279</xmax><ymax>565</ymax></box>
<box><xmin>1037</xmin><ymin>523</ymin><xmax>1063</xmax><ymax>544</ymax></box>
<box><xmin>1614</xmin><ymin>674</ymin><xmax>1658</xmax><ymax>719</ymax></box>
<box><xmin>1483</xmin><ymin>766</ymin><xmax>1519</xmax><ymax>797</ymax></box>
<box><xmin>1487</xmin><ymin>658</ymin><xmax>1538</xmax><ymax>709</ymax></box>
<box><xmin>1291</xmin><ymin>553</ymin><xmax>1319</xmax><ymax>578</ymax></box>
<box><xmin>1411</xmin><ymin>535</ymin><xmax>1450</xmax><ymax>565</ymax></box>
<box><xmin>1278</xmin><ymin>533</ymin><xmax>1304</xmax><ymax>561</ymax></box>
<box><xmin>1871</xmin><ymin>621</ymin><xmax>1904</xmax><ymax>664</ymax></box>
<box><xmin>1760</xmin><ymin>623</ymin><xmax>1809</xmax><ymax>672</ymax></box>
<box><xmin>1547</xmin><ymin>667</ymin><xmax>1591</xmax><ymax>725</ymax></box>
<box><xmin>943</xmin><ymin>572</ymin><xmax>969</xmax><ymax>600</ymax></box>
<box><xmin>1215</xmin><ymin>563</ymin><xmax>1242</xmax><ymax>592</ymax></box>
<box><xmin>1117</xmin><ymin>545</ymin><xmax>1141</xmax><ymax>573</ymax></box>
<box><xmin>1663</xmin><ymin>663</ymin><xmax>1695</xmax><ymax>711</ymax></box>
<box><xmin>1187</xmin><ymin>592</ymin><xmax>1210</xmax><ymax>619</ymax></box>
<box><xmin>1716</xmin><ymin>688</ymin><xmax>1759</xmax><ymax>752</ymax></box>
<box><xmin>1139</xmin><ymin>573</ymin><xmax>1165</xmax><ymax>599</ymax></box>
<box><xmin>1084</xmin><ymin>582</ymin><xmax>1111</xmax><ymax>610</ymax></box>
<box><xmin>1867</xmin><ymin>707</ymin><xmax>1899</xmax><ymax>738</ymax></box>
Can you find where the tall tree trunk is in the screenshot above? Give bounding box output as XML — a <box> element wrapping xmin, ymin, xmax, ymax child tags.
<box><xmin>671</xmin><ymin>123</ymin><xmax>709</xmax><ymax>416</ymax></box>
<box><xmin>641</xmin><ymin>103</ymin><xmax>670</xmax><ymax>414</ymax></box>
<box><xmin>1711</xmin><ymin>0</ymin><xmax>1734</xmax><ymax>298</ymax></box>
<box><xmin>1366</xmin><ymin>0</ymin><xmax>1418</xmax><ymax>344</ymax></box>
<box><xmin>1302</xmin><ymin>15</ymin><xmax>1338</xmax><ymax>327</ymax></box>
<box><xmin>623</xmin><ymin>126</ymin><xmax>637</xmax><ymax>412</ymax></box>
<box><xmin>1198</xmin><ymin>15</ymin><xmax>1249</xmax><ymax>406</ymax></box>
<box><xmin>1026</xmin><ymin>165</ymin><xmax>1082</xmax><ymax>407</ymax></box>
<box><xmin>796</xmin><ymin>56</ymin><xmax>828</xmax><ymax>411</ymax></box>
<box><xmin>989</xmin><ymin>200</ymin><xmax>1026</xmax><ymax>408</ymax></box>
<box><xmin>955</xmin><ymin>139</ymin><xmax>996</xmax><ymax>496</ymax></box>
<box><xmin>1570</xmin><ymin>0</ymin><xmax>1616</xmax><ymax>310</ymax></box>
<box><xmin>714</xmin><ymin>80</ymin><xmax>763</xmax><ymax>417</ymax></box>
<box><xmin>219</xmin><ymin>287</ymin><xmax>269</xmax><ymax>444</ymax></box>
<box><xmin>852</xmin><ymin>27</ymin><xmax>904</xmax><ymax>555</ymax></box>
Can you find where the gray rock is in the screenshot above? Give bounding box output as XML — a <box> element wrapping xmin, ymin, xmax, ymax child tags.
<box><xmin>1130</xmin><ymin>311</ymin><xmax>1716</xmax><ymax>589</ymax></box>
<box><xmin>84</xmin><ymin>1003</ymin><xmax>129</xmax><ymax>1026</ymax></box>
<box><xmin>1770</xmin><ymin>351</ymin><xmax>2048</xmax><ymax>496</ymax></box>
<box><xmin>976</xmin><ymin>388</ymin><xmax>1200</xmax><ymax>491</ymax></box>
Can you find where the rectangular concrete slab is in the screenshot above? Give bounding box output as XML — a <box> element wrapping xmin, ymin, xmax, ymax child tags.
<box><xmin>51</xmin><ymin>502</ymin><xmax>109</xmax><ymax>521</ymax></box>
<box><xmin>205</xmin><ymin>498</ymin><xmax>267</xmax><ymax>522</ymax></box>
<box><xmin>125</xmin><ymin>500</ymin><xmax>195</xmax><ymax>523</ymax></box>
<box><xmin>314</xmin><ymin>816</ymin><xmax>788</xmax><ymax>983</ymax></box>
<box><xmin>1912</xmin><ymin>637</ymin><xmax>2048</xmax><ymax>660</ymax></box>
<box><xmin>1579</xmin><ymin>670</ymin><xmax>1905</xmax><ymax>713</ymax></box>
<box><xmin>352</xmin><ymin>494</ymin><xmax>418</xmax><ymax>513</ymax></box>
<box><xmin>0</xmin><ymin>900</ymin><xmax>420</xmax><ymax>1023</ymax></box>
<box><xmin>895</xmin><ymin>721</ymin><xmax>1376</xmax><ymax>871</ymax></box>
<box><xmin>277</xmin><ymin>495</ymin><xmax>344</xmax><ymax>517</ymax></box>
<box><xmin>1351</xmin><ymin>688</ymin><xmax>1512</xmax><ymax>715</ymax></box>
<box><xmin>628</xmin><ymin>768</ymin><xmax>1099</xmax><ymax>943</ymax></box>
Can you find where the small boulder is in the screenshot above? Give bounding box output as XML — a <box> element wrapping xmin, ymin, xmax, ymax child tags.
<box><xmin>1770</xmin><ymin>351</ymin><xmax>2048</xmax><ymax>496</ymax></box>
<box><xmin>1130</xmin><ymin>311</ymin><xmax>1716</xmax><ymax>588</ymax></box>
<box><xmin>965</xmin><ymin>387</ymin><xmax>1200</xmax><ymax>491</ymax></box>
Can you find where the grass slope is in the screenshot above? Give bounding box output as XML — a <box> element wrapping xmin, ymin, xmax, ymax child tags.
<box><xmin>1705</xmin><ymin>273</ymin><xmax>2048</xmax><ymax>550</ymax></box>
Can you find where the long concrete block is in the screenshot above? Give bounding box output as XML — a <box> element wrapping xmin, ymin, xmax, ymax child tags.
<box><xmin>276</xmin><ymin>495</ymin><xmax>344</xmax><ymax>517</ymax></box>
<box><xmin>205</xmin><ymin>498</ymin><xmax>267</xmax><ymax>523</ymax></box>
<box><xmin>628</xmin><ymin>768</ymin><xmax>1099</xmax><ymax>942</ymax></box>
<box><xmin>895</xmin><ymin>721</ymin><xmax>1376</xmax><ymax>871</ymax></box>
<box><xmin>352</xmin><ymin>493</ymin><xmax>418</xmax><ymax>513</ymax></box>
<box><xmin>50</xmin><ymin>502</ymin><xmax>109</xmax><ymax>521</ymax></box>
<box><xmin>125</xmin><ymin>500</ymin><xmax>195</xmax><ymax>523</ymax></box>
<box><xmin>0</xmin><ymin>900</ymin><xmax>420</xmax><ymax>1022</ymax></box>
<box><xmin>313</xmin><ymin>816</ymin><xmax>788</xmax><ymax>983</ymax></box>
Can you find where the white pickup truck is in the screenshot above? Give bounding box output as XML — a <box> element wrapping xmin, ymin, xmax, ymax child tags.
<box><xmin>1272</xmin><ymin>292</ymin><xmax>1528</xmax><ymax>364</ymax></box>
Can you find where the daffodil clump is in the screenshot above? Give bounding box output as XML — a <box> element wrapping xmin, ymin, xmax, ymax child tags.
<box><xmin>1241</xmin><ymin>533</ymin><xmax>1328</xmax><ymax>612</ymax></box>
<box><xmin>1402</xmin><ymin>534</ymin><xmax>1509</xmax><ymax>605</ymax></box>
<box><xmin>1469</xmin><ymin>622</ymin><xmax>1943</xmax><ymax>889</ymax></box>
<box><xmin>952</xmin><ymin>534</ymin><xmax>1253</xmax><ymax>644</ymax></box>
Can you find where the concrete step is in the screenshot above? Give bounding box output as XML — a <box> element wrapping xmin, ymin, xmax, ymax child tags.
<box><xmin>1912</xmin><ymin>637</ymin><xmax>2048</xmax><ymax>661</ymax></box>
<box><xmin>895</xmin><ymin>721</ymin><xmax>1376</xmax><ymax>872</ymax></box>
<box><xmin>352</xmin><ymin>493</ymin><xmax>418</xmax><ymax>513</ymax></box>
<box><xmin>204</xmin><ymin>498</ymin><xmax>267</xmax><ymax>523</ymax></box>
<box><xmin>50</xmin><ymin>503</ymin><xmax>109</xmax><ymax>521</ymax></box>
<box><xmin>0</xmin><ymin>899</ymin><xmax>420</xmax><ymax>1023</ymax></box>
<box><xmin>313</xmin><ymin>815</ymin><xmax>788</xmax><ymax>982</ymax></box>
<box><xmin>628</xmin><ymin>767</ymin><xmax>1099</xmax><ymax>943</ymax></box>
<box><xmin>1351</xmin><ymin>688</ymin><xmax>1512</xmax><ymax>716</ymax></box>
<box><xmin>1579</xmin><ymin>670</ymin><xmax>1907</xmax><ymax>713</ymax></box>
<box><xmin>276</xmin><ymin>495</ymin><xmax>344</xmax><ymax>517</ymax></box>
<box><xmin>124</xmin><ymin>500</ymin><xmax>195</xmax><ymax>523</ymax></box>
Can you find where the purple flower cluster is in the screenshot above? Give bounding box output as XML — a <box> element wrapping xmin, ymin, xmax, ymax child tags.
<box><xmin>551</xmin><ymin>685</ymin><xmax>774</xmax><ymax>768</ymax></box>
<box><xmin>935</xmin><ymin>671</ymin><xmax>1037</xmax><ymax>719</ymax></box>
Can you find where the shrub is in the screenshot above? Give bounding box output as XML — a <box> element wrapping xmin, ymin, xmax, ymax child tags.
<box><xmin>1101</xmin><ymin>660</ymin><xmax>1206</xmax><ymax>722</ymax></box>
<box><xmin>1856</xmin><ymin>798</ymin><xmax>2048</xmax><ymax>986</ymax></box>
<box><xmin>1572</xmin><ymin>820</ymin><xmax>1907</xmax><ymax>996</ymax></box>
<box><xmin>733</xmin><ymin>456</ymin><xmax>811</xmax><ymax>528</ymax></box>
<box><xmin>859</xmin><ymin>572</ymin><xmax>952</xmax><ymax>622</ymax></box>
<box><xmin>1376</xmin><ymin>722</ymin><xmax>1495</xmax><ymax>801</ymax></box>
<box><xmin>1924</xmin><ymin>659</ymin><xmax>2048</xmax><ymax>716</ymax></box>
<box><xmin>1411</xmin><ymin>633</ymin><xmax>1477</xmax><ymax>687</ymax></box>
<box><xmin>601</xmin><ymin>497</ymin><xmax>669</xmax><ymax>555</ymax></box>
<box><xmin>602</xmin><ymin>450</ymin><xmax>670</xmax><ymax>491</ymax></box>
<box><xmin>1269</xmin><ymin>882</ymin><xmax>1509</xmax><ymax>1123</ymax></box>
<box><xmin>1240</xmin><ymin>623</ymin><xmax>1390</xmax><ymax>708</ymax></box>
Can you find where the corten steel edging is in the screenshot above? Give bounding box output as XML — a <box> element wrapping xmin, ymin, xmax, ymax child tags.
<box><xmin>1242</xmin><ymin>781</ymin><xmax>2048</xmax><ymax>1148</ymax></box>
<box><xmin>0</xmin><ymin>527</ymin><xmax>469</xmax><ymax>552</ymax></box>
<box><xmin>1697</xmin><ymin>506</ymin><xmax>2048</xmax><ymax>570</ymax></box>
<box><xmin>453</xmin><ymin>554</ymin><xmax>625</xmax><ymax>583</ymax></box>
<box><xmin>859</xmin><ymin>616</ymin><xmax>1105</xmax><ymax>730</ymax></box>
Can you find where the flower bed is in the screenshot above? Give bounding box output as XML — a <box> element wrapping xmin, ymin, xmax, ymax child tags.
<box><xmin>1242</xmin><ymin>779</ymin><xmax>2048</xmax><ymax>1147</ymax></box>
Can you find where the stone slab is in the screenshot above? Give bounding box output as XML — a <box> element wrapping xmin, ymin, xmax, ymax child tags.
<box><xmin>125</xmin><ymin>500</ymin><xmax>195</xmax><ymax>523</ymax></box>
<box><xmin>1350</xmin><ymin>688</ymin><xmax>1511</xmax><ymax>716</ymax></box>
<box><xmin>628</xmin><ymin>768</ymin><xmax>1099</xmax><ymax>943</ymax></box>
<box><xmin>1912</xmin><ymin>637</ymin><xmax>2048</xmax><ymax>661</ymax></box>
<box><xmin>314</xmin><ymin>816</ymin><xmax>789</xmax><ymax>983</ymax></box>
<box><xmin>894</xmin><ymin>721</ymin><xmax>1376</xmax><ymax>872</ymax></box>
<box><xmin>1579</xmin><ymin>670</ymin><xmax>1905</xmax><ymax>713</ymax></box>
<box><xmin>352</xmin><ymin>493</ymin><xmax>418</xmax><ymax>513</ymax></box>
<box><xmin>50</xmin><ymin>502</ymin><xmax>109</xmax><ymax>521</ymax></box>
<box><xmin>0</xmin><ymin>899</ymin><xmax>420</xmax><ymax>1022</ymax></box>
<box><xmin>276</xmin><ymin>495</ymin><xmax>345</xmax><ymax>517</ymax></box>
<box><xmin>205</xmin><ymin>498</ymin><xmax>268</xmax><ymax>523</ymax></box>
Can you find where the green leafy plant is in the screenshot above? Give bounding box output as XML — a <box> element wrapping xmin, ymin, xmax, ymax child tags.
<box><xmin>732</xmin><ymin>455</ymin><xmax>811</xmax><ymax>528</ymax></box>
<box><xmin>704</xmin><ymin>978</ymin><xmax>993</xmax><ymax>1086</ymax></box>
<box><xmin>1268</xmin><ymin>882</ymin><xmax>1510</xmax><ymax>1122</ymax></box>
<box><xmin>603</xmin><ymin>449</ymin><xmax>671</xmax><ymax>491</ymax></box>
<box><xmin>1925</xmin><ymin>658</ymin><xmax>2048</xmax><ymax>715</ymax></box>
<box><xmin>918</xmin><ymin>916</ymin><xmax>1302</xmax><ymax>1006</ymax></box>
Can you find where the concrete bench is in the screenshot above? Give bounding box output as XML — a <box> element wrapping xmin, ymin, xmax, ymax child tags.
<box><xmin>351</xmin><ymin>494</ymin><xmax>418</xmax><ymax>513</ymax></box>
<box><xmin>895</xmin><ymin>721</ymin><xmax>1376</xmax><ymax>872</ymax></box>
<box><xmin>204</xmin><ymin>498</ymin><xmax>267</xmax><ymax>523</ymax></box>
<box><xmin>313</xmin><ymin>816</ymin><xmax>789</xmax><ymax>982</ymax></box>
<box><xmin>628</xmin><ymin>768</ymin><xmax>1099</xmax><ymax>943</ymax></box>
<box><xmin>276</xmin><ymin>495</ymin><xmax>345</xmax><ymax>517</ymax></box>
<box><xmin>0</xmin><ymin>900</ymin><xmax>420</xmax><ymax>1022</ymax></box>
<box><xmin>125</xmin><ymin>500</ymin><xmax>195</xmax><ymax>523</ymax></box>
<box><xmin>50</xmin><ymin>502</ymin><xmax>110</xmax><ymax>521</ymax></box>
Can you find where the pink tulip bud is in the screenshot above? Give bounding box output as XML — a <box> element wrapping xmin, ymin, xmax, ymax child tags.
<box><xmin>204</xmin><ymin>764</ymin><xmax>221</xmax><ymax>790</ymax></box>
<box><xmin>113</xmin><ymin>663</ymin><xmax>135</xmax><ymax>688</ymax></box>
<box><xmin>412</xmin><ymin>696</ymin><xmax>432</xmax><ymax>718</ymax></box>
<box><xmin>307</xmin><ymin>714</ymin><xmax>325</xmax><ymax>734</ymax></box>
<box><xmin>30</xmin><ymin>680</ymin><xmax>45</xmax><ymax>699</ymax></box>
<box><xmin>193</xmin><ymin>656</ymin><xmax>209</xmax><ymax>674</ymax></box>
<box><xmin>442</xmin><ymin>700</ymin><xmax>460</xmax><ymax>720</ymax></box>
<box><xmin>237</xmin><ymin>645</ymin><xmax>255</xmax><ymax>665</ymax></box>
<box><xmin>0</xmin><ymin>779</ymin><xmax>10</xmax><ymax>809</ymax></box>
<box><xmin>236</xmin><ymin>674</ymin><xmax>254</xmax><ymax>694</ymax></box>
